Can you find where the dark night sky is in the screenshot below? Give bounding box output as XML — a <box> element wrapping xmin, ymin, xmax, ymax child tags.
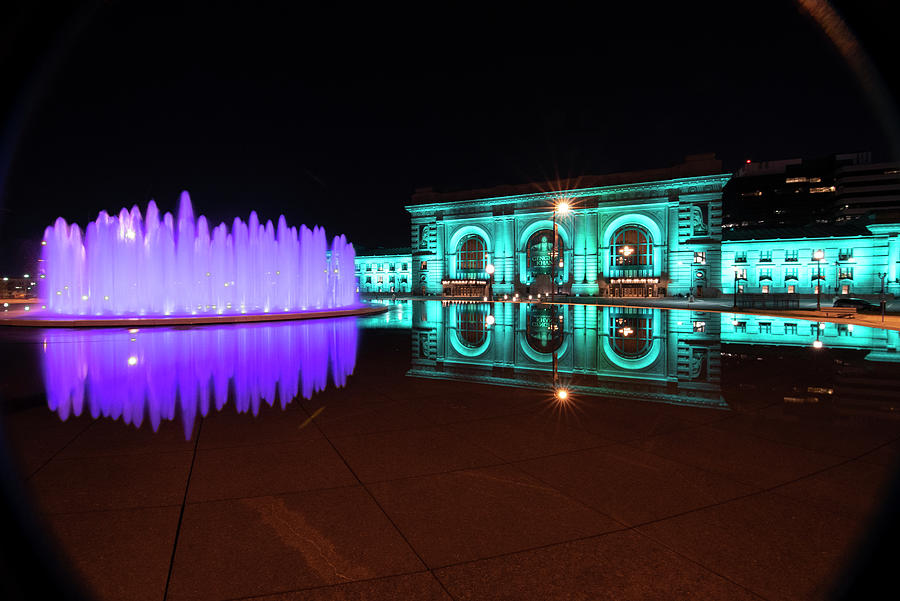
<box><xmin>0</xmin><ymin>1</ymin><xmax>897</xmax><ymax>273</ymax></box>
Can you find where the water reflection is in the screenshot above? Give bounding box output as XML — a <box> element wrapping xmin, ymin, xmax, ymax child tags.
<box><xmin>41</xmin><ymin>318</ymin><xmax>358</xmax><ymax>437</ymax></box>
<box><xmin>409</xmin><ymin>301</ymin><xmax>900</xmax><ymax>413</ymax></box>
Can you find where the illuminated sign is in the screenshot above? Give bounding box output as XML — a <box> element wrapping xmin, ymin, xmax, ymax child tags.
<box><xmin>610</xmin><ymin>278</ymin><xmax>659</xmax><ymax>284</ymax></box>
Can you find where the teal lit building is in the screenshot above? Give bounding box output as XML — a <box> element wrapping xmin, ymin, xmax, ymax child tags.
<box><xmin>407</xmin><ymin>156</ymin><xmax>730</xmax><ymax>298</ymax></box>
<box><xmin>406</xmin><ymin>301</ymin><xmax>900</xmax><ymax>410</ymax></box>
<box><xmin>409</xmin><ymin>301</ymin><xmax>726</xmax><ymax>407</ymax></box>
<box><xmin>720</xmin><ymin>220</ymin><xmax>900</xmax><ymax>296</ymax></box>
<box><xmin>353</xmin><ymin>249</ymin><xmax>411</xmax><ymax>294</ymax></box>
<box><xmin>352</xmin><ymin>155</ymin><xmax>900</xmax><ymax>298</ymax></box>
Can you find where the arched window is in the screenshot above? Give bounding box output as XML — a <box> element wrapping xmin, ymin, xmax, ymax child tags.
<box><xmin>525</xmin><ymin>304</ymin><xmax>564</xmax><ymax>353</ymax></box>
<box><xmin>457</xmin><ymin>304</ymin><xmax>488</xmax><ymax>348</ymax></box>
<box><xmin>457</xmin><ymin>236</ymin><xmax>486</xmax><ymax>274</ymax></box>
<box><xmin>526</xmin><ymin>229</ymin><xmax>557</xmax><ymax>275</ymax></box>
<box><xmin>611</xmin><ymin>226</ymin><xmax>652</xmax><ymax>267</ymax></box>
<box><xmin>609</xmin><ymin>314</ymin><xmax>653</xmax><ymax>358</ymax></box>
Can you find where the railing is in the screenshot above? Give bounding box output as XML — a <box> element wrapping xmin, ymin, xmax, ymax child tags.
<box><xmin>735</xmin><ymin>294</ymin><xmax>800</xmax><ymax>310</ymax></box>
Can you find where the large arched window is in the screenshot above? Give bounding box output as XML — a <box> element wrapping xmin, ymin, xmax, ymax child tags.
<box><xmin>457</xmin><ymin>236</ymin><xmax>486</xmax><ymax>274</ymax></box>
<box><xmin>457</xmin><ymin>304</ymin><xmax>488</xmax><ymax>348</ymax></box>
<box><xmin>611</xmin><ymin>225</ymin><xmax>652</xmax><ymax>267</ymax></box>
<box><xmin>525</xmin><ymin>304</ymin><xmax>564</xmax><ymax>353</ymax></box>
<box><xmin>609</xmin><ymin>314</ymin><xmax>653</xmax><ymax>358</ymax></box>
<box><xmin>526</xmin><ymin>229</ymin><xmax>556</xmax><ymax>275</ymax></box>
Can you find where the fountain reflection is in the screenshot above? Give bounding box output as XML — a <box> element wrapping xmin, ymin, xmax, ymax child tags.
<box><xmin>41</xmin><ymin>318</ymin><xmax>358</xmax><ymax>438</ymax></box>
<box><xmin>410</xmin><ymin>302</ymin><xmax>900</xmax><ymax>414</ymax></box>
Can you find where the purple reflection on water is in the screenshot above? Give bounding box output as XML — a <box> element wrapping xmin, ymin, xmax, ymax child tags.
<box><xmin>41</xmin><ymin>318</ymin><xmax>358</xmax><ymax>438</ymax></box>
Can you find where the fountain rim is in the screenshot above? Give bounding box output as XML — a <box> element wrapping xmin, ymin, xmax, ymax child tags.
<box><xmin>0</xmin><ymin>303</ymin><xmax>387</xmax><ymax>328</ymax></box>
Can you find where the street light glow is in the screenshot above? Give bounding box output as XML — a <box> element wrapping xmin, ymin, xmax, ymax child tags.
<box><xmin>814</xmin><ymin>249</ymin><xmax>825</xmax><ymax>261</ymax></box>
<box><xmin>486</xmin><ymin>264</ymin><xmax>495</xmax><ymax>275</ymax></box>
<box><xmin>556</xmin><ymin>201</ymin><xmax>570</xmax><ymax>214</ymax></box>
<box><xmin>555</xmin><ymin>388</ymin><xmax>569</xmax><ymax>401</ymax></box>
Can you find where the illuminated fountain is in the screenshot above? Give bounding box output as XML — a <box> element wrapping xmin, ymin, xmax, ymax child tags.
<box><xmin>39</xmin><ymin>191</ymin><xmax>357</xmax><ymax>317</ymax></box>
<box><xmin>42</xmin><ymin>318</ymin><xmax>358</xmax><ymax>439</ymax></box>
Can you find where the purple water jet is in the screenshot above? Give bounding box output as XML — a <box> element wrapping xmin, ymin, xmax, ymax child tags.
<box><xmin>42</xmin><ymin>318</ymin><xmax>358</xmax><ymax>439</ymax></box>
<box><xmin>40</xmin><ymin>191</ymin><xmax>357</xmax><ymax>316</ymax></box>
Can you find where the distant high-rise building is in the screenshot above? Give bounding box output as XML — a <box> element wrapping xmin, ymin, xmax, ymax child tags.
<box><xmin>834</xmin><ymin>161</ymin><xmax>900</xmax><ymax>221</ymax></box>
<box><xmin>722</xmin><ymin>153</ymin><xmax>872</xmax><ymax>230</ymax></box>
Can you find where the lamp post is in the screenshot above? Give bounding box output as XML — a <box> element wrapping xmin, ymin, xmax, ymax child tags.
<box><xmin>551</xmin><ymin>200</ymin><xmax>570</xmax><ymax>304</ymax></box>
<box><xmin>878</xmin><ymin>272</ymin><xmax>887</xmax><ymax>322</ymax></box>
<box><xmin>732</xmin><ymin>267</ymin><xmax>738</xmax><ymax>309</ymax></box>
<box><xmin>486</xmin><ymin>263</ymin><xmax>495</xmax><ymax>300</ymax></box>
<box><xmin>814</xmin><ymin>249</ymin><xmax>825</xmax><ymax>311</ymax></box>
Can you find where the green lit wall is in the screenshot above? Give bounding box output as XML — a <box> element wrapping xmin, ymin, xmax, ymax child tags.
<box><xmin>408</xmin><ymin>301</ymin><xmax>725</xmax><ymax>407</ymax></box>
<box><xmin>406</xmin><ymin>174</ymin><xmax>731</xmax><ymax>296</ymax></box>
<box><xmin>354</xmin><ymin>254</ymin><xmax>412</xmax><ymax>293</ymax></box>
<box><xmin>404</xmin><ymin>300</ymin><xmax>899</xmax><ymax>407</ymax></box>
<box><xmin>720</xmin><ymin>223</ymin><xmax>900</xmax><ymax>296</ymax></box>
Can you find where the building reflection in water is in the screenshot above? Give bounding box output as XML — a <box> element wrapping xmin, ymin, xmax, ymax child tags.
<box><xmin>40</xmin><ymin>318</ymin><xmax>358</xmax><ymax>438</ymax></box>
<box><xmin>410</xmin><ymin>301</ymin><xmax>900</xmax><ymax>414</ymax></box>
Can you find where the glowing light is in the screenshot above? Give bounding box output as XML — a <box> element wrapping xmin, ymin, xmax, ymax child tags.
<box><xmin>2</xmin><ymin>303</ymin><xmax>6</xmax><ymax>307</ymax></box>
<box><xmin>814</xmin><ymin>249</ymin><xmax>825</xmax><ymax>261</ymax></box>
<box><xmin>39</xmin><ymin>192</ymin><xmax>357</xmax><ymax>317</ymax></box>
<box><xmin>554</xmin><ymin>388</ymin><xmax>570</xmax><ymax>402</ymax></box>
<box><xmin>42</xmin><ymin>319</ymin><xmax>358</xmax><ymax>437</ymax></box>
<box><xmin>81</xmin><ymin>295</ymin><xmax>89</xmax><ymax>301</ymax></box>
<box><xmin>23</xmin><ymin>274</ymin><xmax>29</xmax><ymax>278</ymax></box>
<box><xmin>556</xmin><ymin>201</ymin><xmax>571</xmax><ymax>214</ymax></box>
<box><xmin>620</xmin><ymin>246</ymin><xmax>634</xmax><ymax>256</ymax></box>
<box><xmin>485</xmin><ymin>314</ymin><xmax>495</xmax><ymax>326</ymax></box>
<box><xmin>128</xmin><ymin>328</ymin><xmax>139</xmax><ymax>333</ymax></box>
<box><xmin>24</xmin><ymin>306</ymin><xmax>30</xmax><ymax>311</ymax></box>
<box><xmin>812</xmin><ymin>340</ymin><xmax>824</xmax><ymax>349</ymax></box>
<box><xmin>486</xmin><ymin>264</ymin><xmax>495</xmax><ymax>275</ymax></box>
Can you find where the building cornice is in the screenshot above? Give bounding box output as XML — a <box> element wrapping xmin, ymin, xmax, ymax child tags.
<box><xmin>405</xmin><ymin>174</ymin><xmax>732</xmax><ymax>215</ymax></box>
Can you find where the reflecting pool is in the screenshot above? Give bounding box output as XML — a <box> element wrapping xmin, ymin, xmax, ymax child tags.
<box><xmin>1</xmin><ymin>300</ymin><xmax>898</xmax><ymax>601</ymax></box>
<box><xmin>407</xmin><ymin>301</ymin><xmax>900</xmax><ymax>415</ymax></box>
<box><xmin>41</xmin><ymin>318</ymin><xmax>357</xmax><ymax>438</ymax></box>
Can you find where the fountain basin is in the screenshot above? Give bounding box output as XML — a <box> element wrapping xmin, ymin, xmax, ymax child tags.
<box><xmin>0</xmin><ymin>303</ymin><xmax>386</xmax><ymax>328</ymax></box>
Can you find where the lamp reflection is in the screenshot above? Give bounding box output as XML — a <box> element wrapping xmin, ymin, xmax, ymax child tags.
<box><xmin>41</xmin><ymin>318</ymin><xmax>358</xmax><ymax>438</ymax></box>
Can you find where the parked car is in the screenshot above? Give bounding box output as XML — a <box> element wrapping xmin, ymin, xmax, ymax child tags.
<box><xmin>833</xmin><ymin>297</ymin><xmax>879</xmax><ymax>313</ymax></box>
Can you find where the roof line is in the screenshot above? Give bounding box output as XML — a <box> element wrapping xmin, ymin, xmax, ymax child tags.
<box><xmin>405</xmin><ymin>173</ymin><xmax>732</xmax><ymax>213</ymax></box>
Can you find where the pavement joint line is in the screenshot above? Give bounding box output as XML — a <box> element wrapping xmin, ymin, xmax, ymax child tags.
<box><xmin>25</xmin><ymin>417</ymin><xmax>97</xmax><ymax>481</ymax></box>
<box><xmin>182</xmin><ymin>482</ymin><xmax>363</xmax><ymax>506</ymax></box>
<box><xmin>298</xmin><ymin>405</ymin><xmax>325</xmax><ymax>430</ymax></box>
<box><xmin>162</xmin><ymin>417</ymin><xmax>204</xmax><ymax>601</ymax></box>
<box><xmin>214</xmin><ymin>568</ymin><xmax>438</xmax><ymax>601</ymax></box>
<box><xmin>700</xmin><ymin>417</ymin><xmax>898</xmax><ymax>461</ymax></box>
<box><xmin>39</xmin><ymin>445</ymin><xmax>199</xmax><ymax>462</ymax></box>
<box><xmin>304</xmin><ymin>404</ymin><xmax>454</xmax><ymax>598</ymax></box>
<box><xmin>36</xmin><ymin>502</ymin><xmax>185</xmax><ymax>517</ymax></box>
<box><xmin>628</xmin><ymin>527</ymin><xmax>773</xmax><ymax>601</ymax></box>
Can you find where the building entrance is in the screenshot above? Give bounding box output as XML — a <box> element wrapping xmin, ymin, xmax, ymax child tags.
<box><xmin>609</xmin><ymin>279</ymin><xmax>659</xmax><ymax>297</ymax></box>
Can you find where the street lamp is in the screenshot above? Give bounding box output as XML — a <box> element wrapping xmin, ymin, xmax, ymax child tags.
<box><xmin>551</xmin><ymin>200</ymin><xmax>570</xmax><ymax>304</ymax></box>
<box><xmin>813</xmin><ymin>249</ymin><xmax>825</xmax><ymax>311</ymax></box>
<box><xmin>732</xmin><ymin>267</ymin><xmax>739</xmax><ymax>309</ymax></box>
<box><xmin>486</xmin><ymin>263</ymin><xmax>495</xmax><ymax>299</ymax></box>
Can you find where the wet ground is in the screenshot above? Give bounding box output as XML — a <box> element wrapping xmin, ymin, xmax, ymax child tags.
<box><xmin>1</xmin><ymin>301</ymin><xmax>899</xmax><ymax>600</ymax></box>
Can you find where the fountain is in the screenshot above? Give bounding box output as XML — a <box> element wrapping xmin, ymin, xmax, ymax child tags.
<box><xmin>42</xmin><ymin>318</ymin><xmax>358</xmax><ymax>439</ymax></box>
<box><xmin>13</xmin><ymin>191</ymin><xmax>383</xmax><ymax>325</ymax></box>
